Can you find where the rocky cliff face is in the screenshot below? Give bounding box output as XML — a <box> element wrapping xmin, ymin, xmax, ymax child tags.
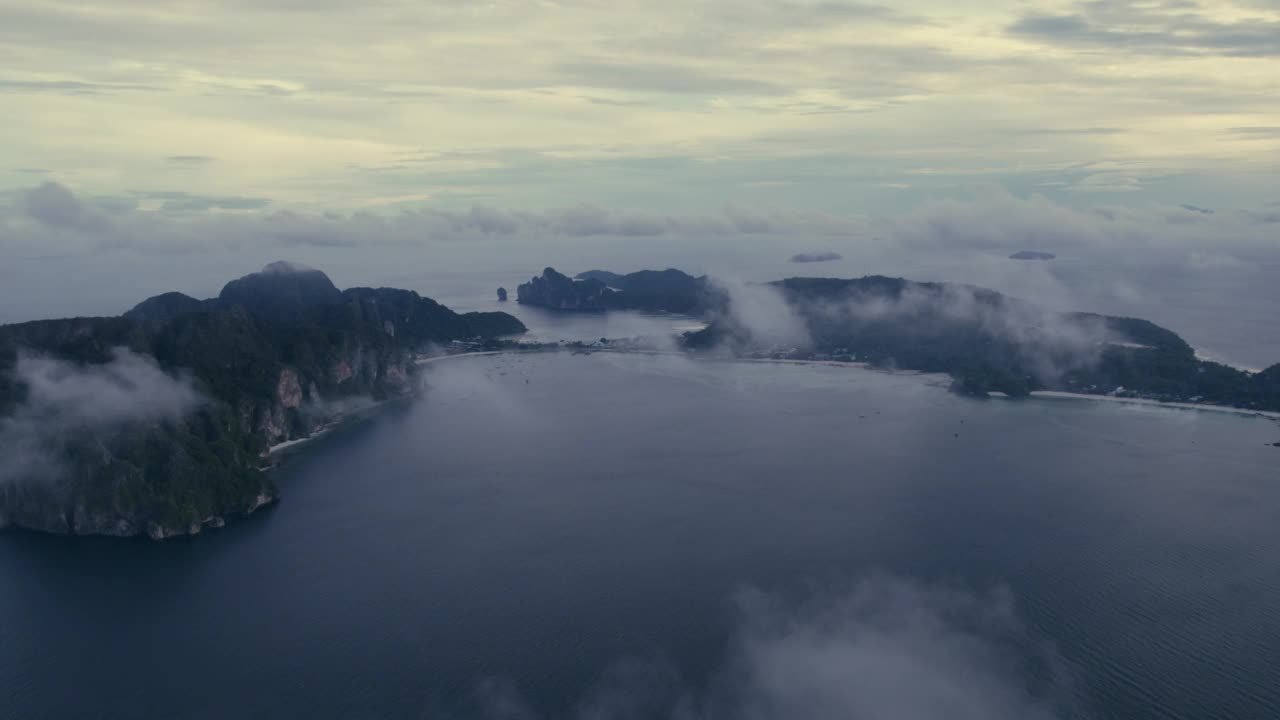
<box><xmin>252</xmin><ymin>346</ymin><xmax>417</xmax><ymax>448</ymax></box>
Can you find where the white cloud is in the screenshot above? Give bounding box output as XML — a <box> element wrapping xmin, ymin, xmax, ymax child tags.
<box><xmin>0</xmin><ymin>347</ymin><xmax>203</xmax><ymax>484</ymax></box>
<box><xmin>0</xmin><ymin>182</ymin><xmax>868</xmax><ymax>255</ymax></box>
<box><xmin>457</xmin><ymin>575</ymin><xmax>1077</xmax><ymax>720</ymax></box>
<box><xmin>888</xmin><ymin>189</ymin><xmax>1280</xmax><ymax>256</ymax></box>
<box><xmin>1</xmin><ymin>1</ymin><xmax>1278</xmax><ymax>209</ymax></box>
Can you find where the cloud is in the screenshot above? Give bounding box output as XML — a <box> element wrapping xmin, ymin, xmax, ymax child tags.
<box><xmin>713</xmin><ymin>279</ymin><xmax>812</xmax><ymax>351</ymax></box>
<box><xmin>2</xmin><ymin>0</ymin><xmax>1278</xmax><ymax>215</ymax></box>
<box><xmin>1229</xmin><ymin>126</ymin><xmax>1280</xmax><ymax>139</ymax></box>
<box><xmin>699</xmin><ymin>576</ymin><xmax>1073</xmax><ymax>720</ymax></box>
<box><xmin>130</xmin><ymin>190</ymin><xmax>271</xmax><ymax>212</ymax></box>
<box><xmin>166</xmin><ymin>155</ymin><xmax>217</xmax><ymax>165</ymax></box>
<box><xmin>0</xmin><ymin>348</ymin><xmax>204</xmax><ymax>484</ymax></box>
<box><xmin>554</xmin><ymin>61</ymin><xmax>785</xmax><ymax>95</ymax></box>
<box><xmin>0</xmin><ymin>79</ymin><xmax>158</xmax><ymax>94</ymax></box>
<box><xmin>1012</xmin><ymin>127</ymin><xmax>1125</xmax><ymax>136</ymax></box>
<box><xmin>839</xmin><ymin>282</ymin><xmax>1111</xmax><ymax>379</ymax></box>
<box><xmin>18</xmin><ymin>181</ymin><xmax>110</xmax><ymax>232</ymax></box>
<box><xmin>454</xmin><ymin>575</ymin><xmax>1077</xmax><ymax>720</ymax></box>
<box><xmin>160</xmin><ymin>196</ymin><xmax>272</xmax><ymax>212</ymax></box>
<box><xmin>0</xmin><ymin>183</ymin><xmax>871</xmax><ymax>256</ymax></box>
<box><xmin>1008</xmin><ymin>3</ymin><xmax>1280</xmax><ymax>57</ymax></box>
<box><xmin>887</xmin><ymin>189</ymin><xmax>1280</xmax><ymax>257</ymax></box>
<box><xmin>788</xmin><ymin>252</ymin><xmax>843</xmax><ymax>263</ymax></box>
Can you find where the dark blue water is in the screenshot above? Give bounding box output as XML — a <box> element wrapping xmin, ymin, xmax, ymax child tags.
<box><xmin>2</xmin><ymin>353</ymin><xmax>1279</xmax><ymax>719</ymax></box>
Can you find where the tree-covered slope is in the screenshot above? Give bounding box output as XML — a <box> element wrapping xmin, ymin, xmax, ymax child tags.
<box><xmin>0</xmin><ymin>263</ymin><xmax>526</xmax><ymax>539</ymax></box>
<box><xmin>544</xmin><ymin>268</ymin><xmax>1276</xmax><ymax>411</ymax></box>
<box><xmin>686</xmin><ymin>274</ymin><xmax>1276</xmax><ymax>407</ymax></box>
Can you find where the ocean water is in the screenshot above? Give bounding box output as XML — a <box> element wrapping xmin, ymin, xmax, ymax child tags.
<box><xmin>2</xmin><ymin>353</ymin><xmax>1279</xmax><ymax>719</ymax></box>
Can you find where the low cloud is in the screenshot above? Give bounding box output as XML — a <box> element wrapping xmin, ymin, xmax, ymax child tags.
<box><xmin>18</xmin><ymin>181</ymin><xmax>110</xmax><ymax>233</ymax></box>
<box><xmin>712</xmin><ymin>279</ymin><xmax>812</xmax><ymax>351</ymax></box>
<box><xmin>815</xmin><ymin>282</ymin><xmax>1110</xmax><ymax>380</ymax></box>
<box><xmin>888</xmin><ymin>189</ymin><xmax>1280</xmax><ymax>258</ymax></box>
<box><xmin>431</xmin><ymin>203</ymin><xmax>865</xmax><ymax>239</ymax></box>
<box><xmin>8</xmin><ymin>182</ymin><xmax>1277</xmax><ymax>269</ymax></box>
<box><xmin>0</xmin><ymin>348</ymin><xmax>203</xmax><ymax>484</ymax></box>
<box><xmin>699</xmin><ymin>271</ymin><xmax>1113</xmax><ymax>381</ymax></box>
<box><xmin>0</xmin><ymin>183</ymin><xmax>866</xmax><ymax>256</ymax></box>
<box><xmin>454</xmin><ymin>575</ymin><xmax>1077</xmax><ymax>720</ymax></box>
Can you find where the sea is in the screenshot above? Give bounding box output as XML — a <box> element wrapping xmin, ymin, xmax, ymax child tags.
<box><xmin>3</xmin><ymin>347</ymin><xmax>1279</xmax><ymax>720</ymax></box>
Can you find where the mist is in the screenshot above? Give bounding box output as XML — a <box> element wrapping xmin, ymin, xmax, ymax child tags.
<box><xmin>816</xmin><ymin>282</ymin><xmax>1112</xmax><ymax>379</ymax></box>
<box><xmin>454</xmin><ymin>575</ymin><xmax>1076</xmax><ymax>720</ymax></box>
<box><xmin>709</xmin><ymin>279</ymin><xmax>812</xmax><ymax>351</ymax></box>
<box><xmin>2</xmin><ymin>181</ymin><xmax>1277</xmax><ymax>369</ymax></box>
<box><xmin>0</xmin><ymin>348</ymin><xmax>203</xmax><ymax>484</ymax></box>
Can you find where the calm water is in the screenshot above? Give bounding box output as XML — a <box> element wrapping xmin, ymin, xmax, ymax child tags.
<box><xmin>3</xmin><ymin>353</ymin><xmax>1279</xmax><ymax>719</ymax></box>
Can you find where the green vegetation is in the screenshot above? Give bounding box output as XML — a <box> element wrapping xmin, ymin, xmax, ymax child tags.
<box><xmin>681</xmin><ymin>273</ymin><xmax>1278</xmax><ymax>410</ymax></box>
<box><xmin>0</xmin><ymin>264</ymin><xmax>525</xmax><ymax>539</ymax></box>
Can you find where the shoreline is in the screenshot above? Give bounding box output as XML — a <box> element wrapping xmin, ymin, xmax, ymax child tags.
<box><xmin>269</xmin><ymin>348</ymin><xmax>1277</xmax><ymax>462</ymax></box>
<box><xmin>422</xmin><ymin>347</ymin><xmax>1279</xmax><ymax>420</ymax></box>
<box><xmin>414</xmin><ymin>350</ymin><xmax>510</xmax><ymax>365</ymax></box>
<box><xmin>1024</xmin><ymin>391</ymin><xmax>1280</xmax><ymax>420</ymax></box>
<box><xmin>266</xmin><ymin>397</ymin><xmax>405</xmax><ymax>457</ymax></box>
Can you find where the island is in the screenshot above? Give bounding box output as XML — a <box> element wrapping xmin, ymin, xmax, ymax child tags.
<box><xmin>1009</xmin><ymin>251</ymin><xmax>1056</xmax><ymax>261</ymax></box>
<box><xmin>0</xmin><ymin>262</ymin><xmax>525</xmax><ymax>539</ymax></box>
<box><xmin>517</xmin><ymin>267</ymin><xmax>724</xmax><ymax>314</ymax></box>
<box><xmin>521</xmin><ymin>267</ymin><xmax>1280</xmax><ymax>411</ymax></box>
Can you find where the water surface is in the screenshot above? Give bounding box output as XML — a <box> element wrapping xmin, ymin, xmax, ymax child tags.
<box><xmin>2</xmin><ymin>353</ymin><xmax>1278</xmax><ymax>719</ymax></box>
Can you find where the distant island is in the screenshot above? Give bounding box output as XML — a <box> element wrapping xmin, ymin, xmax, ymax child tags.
<box><xmin>789</xmin><ymin>252</ymin><xmax>843</xmax><ymax>264</ymax></box>
<box><xmin>517</xmin><ymin>268</ymin><xmax>724</xmax><ymax>314</ymax></box>
<box><xmin>520</xmin><ymin>267</ymin><xmax>1280</xmax><ymax>410</ymax></box>
<box><xmin>1009</xmin><ymin>251</ymin><xmax>1056</xmax><ymax>261</ymax></box>
<box><xmin>0</xmin><ymin>262</ymin><xmax>525</xmax><ymax>539</ymax></box>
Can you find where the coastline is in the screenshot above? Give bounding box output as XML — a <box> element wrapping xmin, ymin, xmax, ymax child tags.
<box><xmin>265</xmin><ymin>348</ymin><xmax>1279</xmax><ymax>461</ymax></box>
<box><xmin>415</xmin><ymin>350</ymin><xmax>511</xmax><ymax>366</ymax></box>
<box><xmin>1023</xmin><ymin>391</ymin><xmax>1280</xmax><ymax>420</ymax></box>
<box><xmin>425</xmin><ymin>348</ymin><xmax>1276</xmax><ymax>420</ymax></box>
<box><xmin>265</xmin><ymin>351</ymin><xmax>516</xmax><ymax>457</ymax></box>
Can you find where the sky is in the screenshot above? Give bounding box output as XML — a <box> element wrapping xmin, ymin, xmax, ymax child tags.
<box><xmin>2</xmin><ymin>0</ymin><xmax>1278</xmax><ymax>212</ymax></box>
<box><xmin>1</xmin><ymin>0</ymin><xmax>1278</xmax><ymax>365</ymax></box>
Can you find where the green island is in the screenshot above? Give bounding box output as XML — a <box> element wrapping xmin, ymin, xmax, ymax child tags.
<box><xmin>0</xmin><ymin>262</ymin><xmax>524</xmax><ymax>539</ymax></box>
<box><xmin>518</xmin><ymin>267</ymin><xmax>1280</xmax><ymax>409</ymax></box>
